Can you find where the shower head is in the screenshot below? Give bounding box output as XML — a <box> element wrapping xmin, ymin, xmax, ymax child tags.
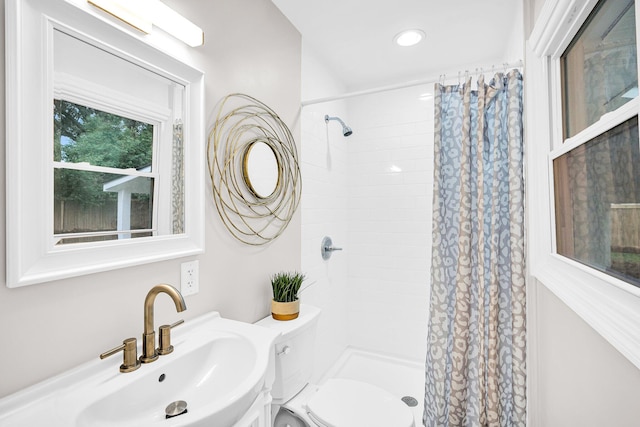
<box><xmin>325</xmin><ymin>115</ymin><xmax>353</xmax><ymax>137</ymax></box>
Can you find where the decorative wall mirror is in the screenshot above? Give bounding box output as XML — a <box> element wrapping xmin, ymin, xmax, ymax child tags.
<box><xmin>208</xmin><ymin>94</ymin><xmax>301</xmax><ymax>246</ymax></box>
<box><xmin>6</xmin><ymin>0</ymin><xmax>205</xmax><ymax>287</ymax></box>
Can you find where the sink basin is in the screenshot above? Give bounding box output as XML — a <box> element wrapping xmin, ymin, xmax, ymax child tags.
<box><xmin>77</xmin><ymin>331</ymin><xmax>260</xmax><ymax>426</ymax></box>
<box><xmin>0</xmin><ymin>312</ymin><xmax>278</xmax><ymax>426</ymax></box>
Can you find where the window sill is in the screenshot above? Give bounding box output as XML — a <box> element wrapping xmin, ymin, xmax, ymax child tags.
<box><xmin>531</xmin><ymin>253</ymin><xmax>640</xmax><ymax>369</ymax></box>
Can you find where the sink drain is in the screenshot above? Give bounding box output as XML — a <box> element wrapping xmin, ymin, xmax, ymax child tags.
<box><xmin>165</xmin><ymin>400</ymin><xmax>188</xmax><ymax>419</ymax></box>
<box><xmin>401</xmin><ymin>396</ymin><xmax>418</xmax><ymax>407</ymax></box>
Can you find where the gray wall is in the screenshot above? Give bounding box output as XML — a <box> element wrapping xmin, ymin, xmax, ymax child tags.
<box><xmin>534</xmin><ymin>282</ymin><xmax>640</xmax><ymax>426</ymax></box>
<box><xmin>0</xmin><ymin>0</ymin><xmax>302</xmax><ymax>397</ymax></box>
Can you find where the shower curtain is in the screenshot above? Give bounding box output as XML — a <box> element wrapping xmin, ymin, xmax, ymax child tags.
<box><xmin>423</xmin><ymin>70</ymin><xmax>525</xmax><ymax>427</ymax></box>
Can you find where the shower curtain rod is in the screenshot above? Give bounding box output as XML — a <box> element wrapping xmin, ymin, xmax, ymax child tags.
<box><xmin>301</xmin><ymin>59</ymin><xmax>523</xmax><ymax>107</ymax></box>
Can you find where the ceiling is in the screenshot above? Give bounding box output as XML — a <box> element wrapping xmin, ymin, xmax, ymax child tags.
<box><xmin>271</xmin><ymin>0</ymin><xmax>523</xmax><ymax>93</ymax></box>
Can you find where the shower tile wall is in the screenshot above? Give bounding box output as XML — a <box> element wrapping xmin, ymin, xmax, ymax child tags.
<box><xmin>300</xmin><ymin>46</ymin><xmax>433</xmax><ymax>374</ymax></box>
<box><xmin>301</xmin><ymin>104</ymin><xmax>351</xmax><ymax>380</ymax></box>
<box><xmin>300</xmin><ymin>47</ymin><xmax>351</xmax><ymax>381</ymax></box>
<box><xmin>346</xmin><ymin>86</ymin><xmax>433</xmax><ymax>362</ymax></box>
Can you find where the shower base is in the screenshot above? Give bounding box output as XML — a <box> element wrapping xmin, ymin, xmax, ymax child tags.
<box><xmin>318</xmin><ymin>347</ymin><xmax>425</xmax><ymax>424</ymax></box>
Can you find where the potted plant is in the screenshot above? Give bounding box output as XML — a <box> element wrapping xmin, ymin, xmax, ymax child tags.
<box><xmin>270</xmin><ymin>271</ymin><xmax>305</xmax><ymax>320</ymax></box>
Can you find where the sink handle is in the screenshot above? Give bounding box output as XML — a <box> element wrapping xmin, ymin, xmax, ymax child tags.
<box><xmin>157</xmin><ymin>319</ymin><xmax>184</xmax><ymax>356</ymax></box>
<box><xmin>277</xmin><ymin>345</ymin><xmax>291</xmax><ymax>356</ymax></box>
<box><xmin>100</xmin><ymin>338</ymin><xmax>141</xmax><ymax>373</ymax></box>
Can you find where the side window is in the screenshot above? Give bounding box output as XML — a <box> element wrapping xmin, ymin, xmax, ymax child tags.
<box><xmin>561</xmin><ymin>0</ymin><xmax>637</xmax><ymax>138</ymax></box>
<box><xmin>552</xmin><ymin>0</ymin><xmax>640</xmax><ymax>285</ymax></box>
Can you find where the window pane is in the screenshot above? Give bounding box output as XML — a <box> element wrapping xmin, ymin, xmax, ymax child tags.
<box><xmin>53</xmin><ymin>99</ymin><xmax>153</xmax><ymax>170</ymax></box>
<box><xmin>54</xmin><ymin>169</ymin><xmax>154</xmax><ymax>244</ymax></box>
<box><xmin>554</xmin><ymin>116</ymin><xmax>640</xmax><ymax>285</ymax></box>
<box><xmin>562</xmin><ymin>0</ymin><xmax>637</xmax><ymax>138</ymax></box>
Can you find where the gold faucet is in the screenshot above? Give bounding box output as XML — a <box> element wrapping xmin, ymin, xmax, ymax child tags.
<box><xmin>140</xmin><ymin>284</ymin><xmax>187</xmax><ymax>363</ymax></box>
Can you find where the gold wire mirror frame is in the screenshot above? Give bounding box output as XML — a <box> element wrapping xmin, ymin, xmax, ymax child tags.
<box><xmin>207</xmin><ymin>93</ymin><xmax>301</xmax><ymax>245</ymax></box>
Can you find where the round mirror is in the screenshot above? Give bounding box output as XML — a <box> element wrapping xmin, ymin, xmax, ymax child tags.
<box><xmin>243</xmin><ymin>141</ymin><xmax>280</xmax><ymax>198</ymax></box>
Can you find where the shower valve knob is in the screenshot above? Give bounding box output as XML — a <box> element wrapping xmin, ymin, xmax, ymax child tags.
<box><xmin>321</xmin><ymin>236</ymin><xmax>343</xmax><ymax>260</ymax></box>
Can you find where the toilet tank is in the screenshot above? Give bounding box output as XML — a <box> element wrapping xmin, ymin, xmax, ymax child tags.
<box><xmin>256</xmin><ymin>304</ymin><xmax>321</xmax><ymax>403</ymax></box>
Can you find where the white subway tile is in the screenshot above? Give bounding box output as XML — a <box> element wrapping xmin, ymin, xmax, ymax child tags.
<box><xmin>301</xmin><ymin>86</ymin><xmax>435</xmax><ymax>363</ymax></box>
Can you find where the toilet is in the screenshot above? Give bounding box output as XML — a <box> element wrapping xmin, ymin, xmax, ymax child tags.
<box><xmin>256</xmin><ymin>305</ymin><xmax>415</xmax><ymax>427</ymax></box>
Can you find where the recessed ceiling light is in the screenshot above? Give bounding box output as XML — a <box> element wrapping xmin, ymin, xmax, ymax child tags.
<box><xmin>394</xmin><ymin>29</ymin><xmax>425</xmax><ymax>47</ymax></box>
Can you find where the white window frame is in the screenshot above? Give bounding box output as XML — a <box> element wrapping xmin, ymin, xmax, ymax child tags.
<box><xmin>6</xmin><ymin>0</ymin><xmax>205</xmax><ymax>287</ymax></box>
<box><xmin>527</xmin><ymin>0</ymin><xmax>640</xmax><ymax>369</ymax></box>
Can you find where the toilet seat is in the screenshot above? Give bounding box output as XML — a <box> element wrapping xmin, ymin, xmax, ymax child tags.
<box><xmin>305</xmin><ymin>378</ymin><xmax>414</xmax><ymax>427</ymax></box>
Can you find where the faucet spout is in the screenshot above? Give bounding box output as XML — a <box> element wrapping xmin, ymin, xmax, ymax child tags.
<box><xmin>140</xmin><ymin>284</ymin><xmax>186</xmax><ymax>363</ymax></box>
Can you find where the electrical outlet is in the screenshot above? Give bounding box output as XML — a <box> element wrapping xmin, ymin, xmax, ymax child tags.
<box><xmin>180</xmin><ymin>260</ymin><xmax>199</xmax><ymax>296</ymax></box>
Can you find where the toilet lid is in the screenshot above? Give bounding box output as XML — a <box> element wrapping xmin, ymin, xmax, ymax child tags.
<box><xmin>306</xmin><ymin>378</ymin><xmax>414</xmax><ymax>427</ymax></box>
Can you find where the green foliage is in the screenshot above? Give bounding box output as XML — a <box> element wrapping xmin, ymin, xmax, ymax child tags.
<box><xmin>54</xmin><ymin>169</ymin><xmax>120</xmax><ymax>206</ymax></box>
<box><xmin>53</xmin><ymin>99</ymin><xmax>153</xmax><ymax>206</ymax></box>
<box><xmin>271</xmin><ymin>271</ymin><xmax>305</xmax><ymax>302</ymax></box>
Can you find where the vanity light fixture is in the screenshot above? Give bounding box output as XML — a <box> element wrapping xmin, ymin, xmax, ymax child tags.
<box><xmin>151</xmin><ymin>1</ymin><xmax>204</xmax><ymax>47</ymax></box>
<box><xmin>393</xmin><ymin>29</ymin><xmax>425</xmax><ymax>47</ymax></box>
<box><xmin>88</xmin><ymin>0</ymin><xmax>152</xmax><ymax>33</ymax></box>
<box><xmin>88</xmin><ymin>0</ymin><xmax>204</xmax><ymax>47</ymax></box>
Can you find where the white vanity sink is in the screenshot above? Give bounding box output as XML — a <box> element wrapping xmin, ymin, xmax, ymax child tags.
<box><xmin>0</xmin><ymin>312</ymin><xmax>278</xmax><ymax>426</ymax></box>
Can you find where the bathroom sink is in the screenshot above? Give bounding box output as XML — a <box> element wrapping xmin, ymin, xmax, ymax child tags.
<box><xmin>0</xmin><ymin>312</ymin><xmax>279</xmax><ymax>426</ymax></box>
<box><xmin>77</xmin><ymin>331</ymin><xmax>259</xmax><ymax>426</ymax></box>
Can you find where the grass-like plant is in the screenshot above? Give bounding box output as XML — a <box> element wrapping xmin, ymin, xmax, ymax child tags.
<box><xmin>271</xmin><ymin>271</ymin><xmax>305</xmax><ymax>303</ymax></box>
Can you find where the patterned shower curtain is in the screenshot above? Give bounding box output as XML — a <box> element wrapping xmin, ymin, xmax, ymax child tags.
<box><xmin>423</xmin><ymin>70</ymin><xmax>526</xmax><ymax>427</ymax></box>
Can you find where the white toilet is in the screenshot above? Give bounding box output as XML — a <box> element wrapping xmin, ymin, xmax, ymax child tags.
<box><xmin>257</xmin><ymin>305</ymin><xmax>415</xmax><ymax>427</ymax></box>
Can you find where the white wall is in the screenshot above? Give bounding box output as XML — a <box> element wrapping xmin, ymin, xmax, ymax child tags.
<box><xmin>0</xmin><ymin>0</ymin><xmax>302</xmax><ymax>398</ymax></box>
<box><xmin>300</xmin><ymin>51</ymin><xmax>433</xmax><ymax>370</ymax></box>
<box><xmin>299</xmin><ymin>45</ymin><xmax>351</xmax><ymax>380</ymax></box>
<box><xmin>346</xmin><ymin>86</ymin><xmax>433</xmax><ymax>361</ymax></box>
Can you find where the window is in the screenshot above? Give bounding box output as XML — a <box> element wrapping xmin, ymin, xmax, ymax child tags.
<box><xmin>527</xmin><ymin>0</ymin><xmax>640</xmax><ymax>371</ymax></box>
<box><xmin>553</xmin><ymin>116</ymin><xmax>640</xmax><ymax>284</ymax></box>
<box><xmin>561</xmin><ymin>0</ymin><xmax>637</xmax><ymax>138</ymax></box>
<box><xmin>51</xmin><ymin>27</ymin><xmax>187</xmax><ymax>245</ymax></box>
<box><xmin>53</xmin><ymin>100</ymin><xmax>155</xmax><ymax>244</ymax></box>
<box><xmin>552</xmin><ymin>0</ymin><xmax>640</xmax><ymax>287</ymax></box>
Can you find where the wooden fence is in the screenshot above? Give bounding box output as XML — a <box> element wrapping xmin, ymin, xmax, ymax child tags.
<box><xmin>54</xmin><ymin>199</ymin><xmax>152</xmax><ymax>234</ymax></box>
